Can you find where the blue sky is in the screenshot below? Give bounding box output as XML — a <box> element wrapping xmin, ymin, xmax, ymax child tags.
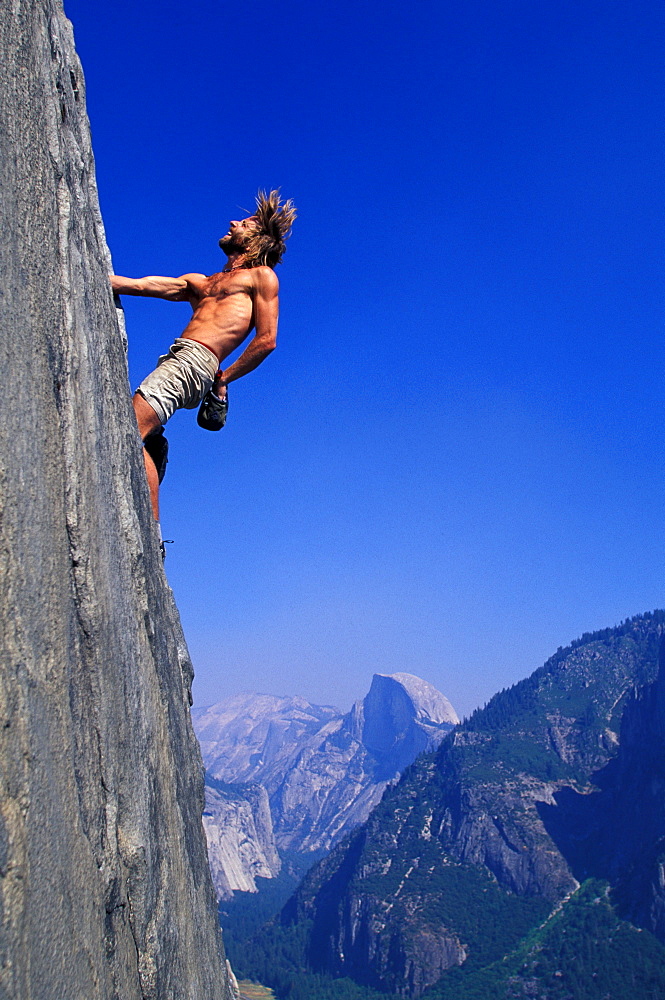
<box><xmin>64</xmin><ymin>0</ymin><xmax>664</xmax><ymax>718</ymax></box>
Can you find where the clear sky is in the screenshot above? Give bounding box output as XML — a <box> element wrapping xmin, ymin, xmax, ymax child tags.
<box><xmin>64</xmin><ymin>0</ymin><xmax>664</xmax><ymax>719</ymax></box>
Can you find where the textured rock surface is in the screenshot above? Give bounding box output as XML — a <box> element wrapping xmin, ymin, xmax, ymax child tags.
<box><xmin>193</xmin><ymin>673</ymin><xmax>458</xmax><ymax>858</ymax></box>
<box><xmin>279</xmin><ymin>614</ymin><xmax>665</xmax><ymax>996</ymax></box>
<box><xmin>203</xmin><ymin>778</ymin><xmax>281</xmax><ymax>900</ymax></box>
<box><xmin>0</xmin><ymin>3</ymin><xmax>231</xmax><ymax>997</ymax></box>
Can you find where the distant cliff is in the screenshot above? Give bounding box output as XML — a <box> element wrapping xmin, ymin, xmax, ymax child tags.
<box><xmin>258</xmin><ymin>613</ymin><xmax>665</xmax><ymax>998</ymax></box>
<box><xmin>193</xmin><ymin>674</ymin><xmax>458</xmax><ymax>895</ymax></box>
<box><xmin>539</xmin><ymin>629</ymin><xmax>665</xmax><ymax>939</ymax></box>
<box><xmin>0</xmin><ymin>3</ymin><xmax>232</xmax><ymax>997</ymax></box>
<box><xmin>612</xmin><ymin>642</ymin><xmax>665</xmax><ymax>937</ymax></box>
<box><xmin>203</xmin><ymin>778</ymin><xmax>281</xmax><ymax>900</ymax></box>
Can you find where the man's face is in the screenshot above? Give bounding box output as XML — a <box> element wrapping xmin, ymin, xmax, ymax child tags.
<box><xmin>219</xmin><ymin>216</ymin><xmax>258</xmax><ymax>254</ymax></box>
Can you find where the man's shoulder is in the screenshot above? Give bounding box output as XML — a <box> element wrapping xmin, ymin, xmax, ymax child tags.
<box><xmin>178</xmin><ymin>273</ymin><xmax>208</xmax><ymax>297</ymax></box>
<box><xmin>250</xmin><ymin>265</ymin><xmax>279</xmax><ymax>294</ymax></box>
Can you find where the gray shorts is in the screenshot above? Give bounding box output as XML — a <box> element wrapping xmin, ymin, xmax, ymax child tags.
<box><xmin>136</xmin><ymin>338</ymin><xmax>219</xmax><ymax>425</ymax></box>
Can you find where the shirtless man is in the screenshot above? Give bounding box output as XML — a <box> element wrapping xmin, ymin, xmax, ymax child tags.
<box><xmin>111</xmin><ymin>190</ymin><xmax>296</xmax><ymax>530</ymax></box>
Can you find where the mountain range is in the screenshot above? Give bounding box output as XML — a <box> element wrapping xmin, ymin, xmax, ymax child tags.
<box><xmin>193</xmin><ymin>672</ymin><xmax>458</xmax><ymax>898</ymax></box>
<box><xmin>235</xmin><ymin>611</ymin><xmax>665</xmax><ymax>1000</ymax></box>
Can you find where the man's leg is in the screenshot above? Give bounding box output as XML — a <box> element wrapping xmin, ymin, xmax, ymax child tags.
<box><xmin>133</xmin><ymin>392</ymin><xmax>162</xmax><ymax>520</ymax></box>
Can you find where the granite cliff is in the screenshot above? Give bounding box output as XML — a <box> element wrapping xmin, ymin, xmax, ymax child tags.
<box><xmin>246</xmin><ymin>613</ymin><xmax>665</xmax><ymax>998</ymax></box>
<box><xmin>203</xmin><ymin>778</ymin><xmax>281</xmax><ymax>900</ymax></box>
<box><xmin>539</xmin><ymin>628</ymin><xmax>665</xmax><ymax>938</ymax></box>
<box><xmin>0</xmin><ymin>3</ymin><xmax>232</xmax><ymax>997</ymax></box>
<box><xmin>193</xmin><ymin>672</ymin><xmax>458</xmax><ymax>886</ymax></box>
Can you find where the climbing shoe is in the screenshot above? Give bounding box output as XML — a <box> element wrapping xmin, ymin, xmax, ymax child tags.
<box><xmin>197</xmin><ymin>388</ymin><xmax>228</xmax><ymax>431</ymax></box>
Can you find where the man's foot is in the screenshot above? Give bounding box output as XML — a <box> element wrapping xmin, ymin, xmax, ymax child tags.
<box><xmin>197</xmin><ymin>385</ymin><xmax>229</xmax><ymax>431</ymax></box>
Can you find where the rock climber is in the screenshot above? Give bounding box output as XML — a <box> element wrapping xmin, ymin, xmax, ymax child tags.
<box><xmin>110</xmin><ymin>190</ymin><xmax>296</xmax><ymax>550</ymax></box>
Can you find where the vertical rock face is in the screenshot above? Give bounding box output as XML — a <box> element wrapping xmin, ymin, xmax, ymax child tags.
<box><xmin>0</xmin><ymin>3</ymin><xmax>231</xmax><ymax>998</ymax></box>
<box><xmin>203</xmin><ymin>779</ymin><xmax>281</xmax><ymax>900</ymax></box>
<box><xmin>361</xmin><ymin>672</ymin><xmax>459</xmax><ymax>780</ymax></box>
<box><xmin>546</xmin><ymin>635</ymin><xmax>665</xmax><ymax>939</ymax></box>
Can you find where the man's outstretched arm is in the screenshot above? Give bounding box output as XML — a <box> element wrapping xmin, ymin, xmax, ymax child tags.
<box><xmin>110</xmin><ymin>273</ymin><xmax>205</xmax><ymax>301</ymax></box>
<box><xmin>219</xmin><ymin>268</ymin><xmax>279</xmax><ymax>385</ymax></box>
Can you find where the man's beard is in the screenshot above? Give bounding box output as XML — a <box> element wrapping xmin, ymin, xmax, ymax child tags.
<box><xmin>219</xmin><ymin>233</ymin><xmax>247</xmax><ymax>255</ymax></box>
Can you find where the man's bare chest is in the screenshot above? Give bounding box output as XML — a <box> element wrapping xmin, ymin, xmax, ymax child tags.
<box><xmin>190</xmin><ymin>288</ymin><xmax>253</xmax><ymax>327</ymax></box>
<box><xmin>203</xmin><ymin>271</ymin><xmax>255</xmax><ymax>300</ymax></box>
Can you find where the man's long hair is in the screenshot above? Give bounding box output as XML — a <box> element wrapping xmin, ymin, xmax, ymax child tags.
<box><xmin>244</xmin><ymin>189</ymin><xmax>297</xmax><ymax>268</ymax></box>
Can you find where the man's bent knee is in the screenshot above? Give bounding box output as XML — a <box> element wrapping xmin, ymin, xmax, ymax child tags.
<box><xmin>133</xmin><ymin>392</ymin><xmax>162</xmax><ymax>441</ymax></box>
